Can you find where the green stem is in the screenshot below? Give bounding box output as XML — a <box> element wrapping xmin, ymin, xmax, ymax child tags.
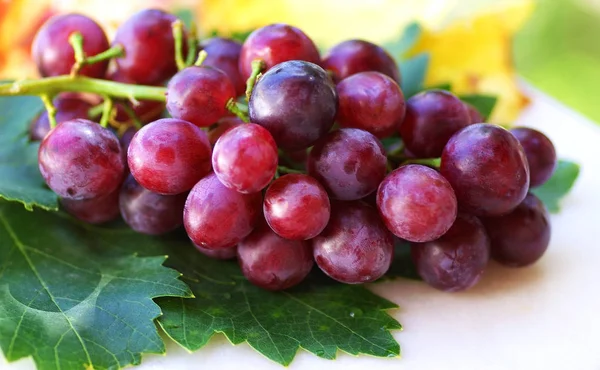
<box><xmin>226</xmin><ymin>98</ymin><xmax>249</xmax><ymax>122</ymax></box>
<box><xmin>118</xmin><ymin>103</ymin><xmax>143</xmax><ymax>129</ymax></box>
<box><xmin>40</xmin><ymin>94</ymin><xmax>57</xmax><ymax>129</ymax></box>
<box><xmin>277</xmin><ymin>166</ymin><xmax>304</xmax><ymax>175</ymax></box>
<box><xmin>99</xmin><ymin>96</ymin><xmax>113</xmax><ymax>128</ymax></box>
<box><xmin>69</xmin><ymin>32</ymin><xmax>86</xmax><ymax>63</ymax></box>
<box><xmin>401</xmin><ymin>158</ymin><xmax>441</xmax><ymax>168</ymax></box>
<box><xmin>245</xmin><ymin>59</ymin><xmax>265</xmax><ymax>100</ymax></box>
<box><xmin>194</xmin><ymin>50</ymin><xmax>208</xmax><ymax>67</ymax></box>
<box><xmin>85</xmin><ymin>45</ymin><xmax>124</xmax><ymax>65</ymax></box>
<box><xmin>185</xmin><ymin>22</ymin><xmax>199</xmax><ymax>67</ymax></box>
<box><xmin>172</xmin><ymin>20</ymin><xmax>186</xmax><ymax>71</ymax></box>
<box><xmin>0</xmin><ymin>76</ymin><xmax>166</xmax><ymax>102</ymax></box>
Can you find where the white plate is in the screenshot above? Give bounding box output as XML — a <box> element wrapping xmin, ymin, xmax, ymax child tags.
<box><xmin>4</xmin><ymin>87</ymin><xmax>600</xmax><ymax>370</ymax></box>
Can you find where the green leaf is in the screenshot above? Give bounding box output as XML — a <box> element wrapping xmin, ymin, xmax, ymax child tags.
<box><xmin>0</xmin><ymin>96</ymin><xmax>58</xmax><ymax>211</ymax></box>
<box><xmin>0</xmin><ymin>201</ymin><xmax>192</xmax><ymax>370</ymax></box>
<box><xmin>385</xmin><ymin>239</ymin><xmax>420</xmax><ymax>280</ymax></box>
<box><xmin>400</xmin><ymin>53</ymin><xmax>430</xmax><ymax>98</ymax></box>
<box><xmin>532</xmin><ymin>159</ymin><xmax>580</xmax><ymax>213</ymax></box>
<box><xmin>459</xmin><ymin>94</ymin><xmax>498</xmax><ymax>120</ymax></box>
<box><xmin>384</xmin><ymin>22</ymin><xmax>422</xmax><ymax>63</ymax></box>
<box><xmin>157</xmin><ymin>243</ymin><xmax>402</xmax><ymax>366</ymax></box>
<box><xmin>173</xmin><ymin>8</ymin><xmax>195</xmax><ymax>30</ymax></box>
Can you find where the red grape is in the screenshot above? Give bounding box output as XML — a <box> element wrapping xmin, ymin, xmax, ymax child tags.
<box><xmin>38</xmin><ymin>119</ymin><xmax>124</xmax><ymax>200</ymax></box>
<box><xmin>166</xmin><ymin>65</ymin><xmax>236</xmax><ymax>128</ymax></box>
<box><xmin>212</xmin><ymin>123</ymin><xmax>278</xmax><ymax>194</ymax></box>
<box><xmin>127</xmin><ymin>118</ymin><xmax>212</xmax><ymax>195</ymax></box>
<box><xmin>336</xmin><ymin>71</ymin><xmax>406</xmax><ymax>138</ymax></box>
<box><xmin>184</xmin><ymin>173</ymin><xmax>262</xmax><ymax>249</ymax></box>
<box><xmin>248</xmin><ymin>60</ymin><xmax>337</xmax><ymax>150</ymax></box>
<box><xmin>411</xmin><ymin>213</ymin><xmax>490</xmax><ymax>292</ymax></box>
<box><xmin>194</xmin><ymin>243</ymin><xmax>237</xmax><ymax>260</ymax></box>
<box><xmin>482</xmin><ymin>193</ymin><xmax>551</xmax><ymax>267</ymax></box>
<box><xmin>238</xmin><ymin>23</ymin><xmax>321</xmax><ymax>82</ymax></box>
<box><xmin>30</xmin><ymin>95</ymin><xmax>92</xmax><ymax>141</ymax></box>
<box><xmin>440</xmin><ymin>123</ymin><xmax>530</xmax><ymax>216</ymax></box>
<box><xmin>207</xmin><ymin>116</ymin><xmax>243</xmax><ymax>146</ymax></box>
<box><xmin>264</xmin><ymin>174</ymin><xmax>330</xmax><ymax>240</ymax></box>
<box><xmin>322</xmin><ymin>39</ymin><xmax>401</xmax><ymax>84</ymax></box>
<box><xmin>60</xmin><ymin>187</ymin><xmax>120</xmax><ymax>224</ymax></box>
<box><xmin>32</xmin><ymin>13</ymin><xmax>109</xmax><ymax>78</ymax></box>
<box><xmin>312</xmin><ymin>201</ymin><xmax>394</xmax><ymax>284</ymax></box>
<box><xmin>377</xmin><ymin>164</ymin><xmax>457</xmax><ymax>242</ymax></box>
<box><xmin>510</xmin><ymin>127</ymin><xmax>557</xmax><ymax>188</ymax></box>
<box><xmin>201</xmin><ymin>37</ymin><xmax>245</xmax><ymax>96</ymax></box>
<box><xmin>399</xmin><ymin>90</ymin><xmax>471</xmax><ymax>158</ymax></box>
<box><xmin>238</xmin><ymin>225</ymin><xmax>313</xmax><ymax>291</ymax></box>
<box><xmin>307</xmin><ymin>128</ymin><xmax>387</xmax><ymax>200</ymax></box>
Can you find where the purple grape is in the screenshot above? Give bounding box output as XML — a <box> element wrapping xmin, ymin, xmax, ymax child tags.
<box><xmin>440</xmin><ymin>123</ymin><xmax>530</xmax><ymax>216</ymax></box>
<box><xmin>238</xmin><ymin>225</ymin><xmax>313</xmax><ymax>291</ymax></box>
<box><xmin>465</xmin><ymin>102</ymin><xmax>484</xmax><ymax>124</ymax></box>
<box><xmin>201</xmin><ymin>37</ymin><xmax>245</xmax><ymax>96</ymax></box>
<box><xmin>38</xmin><ymin>119</ymin><xmax>124</xmax><ymax>200</ymax></box>
<box><xmin>184</xmin><ymin>173</ymin><xmax>262</xmax><ymax>249</ymax></box>
<box><xmin>263</xmin><ymin>174</ymin><xmax>331</xmax><ymax>240</ymax></box>
<box><xmin>248</xmin><ymin>60</ymin><xmax>337</xmax><ymax>150</ymax></box>
<box><xmin>194</xmin><ymin>243</ymin><xmax>237</xmax><ymax>260</ymax></box>
<box><xmin>411</xmin><ymin>213</ymin><xmax>490</xmax><ymax>292</ymax></box>
<box><xmin>482</xmin><ymin>193</ymin><xmax>551</xmax><ymax>267</ymax></box>
<box><xmin>312</xmin><ymin>201</ymin><xmax>394</xmax><ymax>284</ymax></box>
<box><xmin>510</xmin><ymin>127</ymin><xmax>557</xmax><ymax>188</ymax></box>
<box><xmin>307</xmin><ymin>128</ymin><xmax>387</xmax><ymax>200</ymax></box>
<box><xmin>30</xmin><ymin>95</ymin><xmax>92</xmax><ymax>141</ymax></box>
<box><xmin>377</xmin><ymin>164</ymin><xmax>458</xmax><ymax>242</ymax></box>
<box><xmin>60</xmin><ymin>188</ymin><xmax>120</xmax><ymax>224</ymax></box>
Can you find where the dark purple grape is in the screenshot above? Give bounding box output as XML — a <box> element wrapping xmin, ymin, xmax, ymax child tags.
<box><xmin>212</xmin><ymin>123</ymin><xmax>278</xmax><ymax>193</ymax></box>
<box><xmin>60</xmin><ymin>187</ymin><xmax>120</xmax><ymax>224</ymax></box>
<box><xmin>238</xmin><ymin>23</ymin><xmax>321</xmax><ymax>83</ymax></box>
<box><xmin>465</xmin><ymin>102</ymin><xmax>484</xmax><ymax>124</ymax></box>
<box><xmin>248</xmin><ymin>60</ymin><xmax>337</xmax><ymax>150</ymax></box>
<box><xmin>336</xmin><ymin>71</ymin><xmax>405</xmax><ymax>138</ymax></box>
<box><xmin>201</xmin><ymin>37</ymin><xmax>245</xmax><ymax>96</ymax></box>
<box><xmin>307</xmin><ymin>128</ymin><xmax>387</xmax><ymax>200</ymax></box>
<box><xmin>510</xmin><ymin>127</ymin><xmax>557</xmax><ymax>188</ymax></box>
<box><xmin>194</xmin><ymin>243</ymin><xmax>237</xmax><ymax>260</ymax></box>
<box><xmin>166</xmin><ymin>65</ymin><xmax>236</xmax><ymax>128</ymax></box>
<box><xmin>377</xmin><ymin>164</ymin><xmax>457</xmax><ymax>242</ymax></box>
<box><xmin>119</xmin><ymin>175</ymin><xmax>187</xmax><ymax>235</ymax></box>
<box><xmin>32</xmin><ymin>13</ymin><xmax>109</xmax><ymax>78</ymax></box>
<box><xmin>38</xmin><ymin>119</ymin><xmax>124</xmax><ymax>200</ymax></box>
<box><xmin>112</xmin><ymin>9</ymin><xmax>186</xmax><ymax>85</ymax></box>
<box><xmin>127</xmin><ymin>118</ymin><xmax>212</xmax><ymax>195</ymax></box>
<box><xmin>440</xmin><ymin>123</ymin><xmax>530</xmax><ymax>216</ymax></box>
<box><xmin>482</xmin><ymin>193</ymin><xmax>550</xmax><ymax>267</ymax></box>
<box><xmin>207</xmin><ymin>116</ymin><xmax>243</xmax><ymax>146</ymax></box>
<box><xmin>238</xmin><ymin>225</ymin><xmax>313</xmax><ymax>291</ymax></box>
<box><xmin>264</xmin><ymin>174</ymin><xmax>330</xmax><ymax>240</ymax></box>
<box><xmin>30</xmin><ymin>95</ymin><xmax>92</xmax><ymax>141</ymax></box>
<box><xmin>184</xmin><ymin>173</ymin><xmax>262</xmax><ymax>249</ymax></box>
<box><xmin>312</xmin><ymin>201</ymin><xmax>394</xmax><ymax>284</ymax></box>
<box><xmin>399</xmin><ymin>90</ymin><xmax>471</xmax><ymax>158</ymax></box>
<box><xmin>411</xmin><ymin>213</ymin><xmax>490</xmax><ymax>292</ymax></box>
<box><xmin>322</xmin><ymin>39</ymin><xmax>401</xmax><ymax>84</ymax></box>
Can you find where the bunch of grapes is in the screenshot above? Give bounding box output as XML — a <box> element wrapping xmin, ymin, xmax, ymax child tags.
<box><xmin>30</xmin><ymin>9</ymin><xmax>557</xmax><ymax>292</ymax></box>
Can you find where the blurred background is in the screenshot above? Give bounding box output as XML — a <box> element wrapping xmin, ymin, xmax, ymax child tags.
<box><xmin>0</xmin><ymin>0</ymin><xmax>597</xmax><ymax>123</ymax></box>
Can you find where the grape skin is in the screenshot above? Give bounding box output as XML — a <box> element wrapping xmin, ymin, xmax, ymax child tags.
<box><xmin>207</xmin><ymin>117</ymin><xmax>243</xmax><ymax>146</ymax></box>
<box><xmin>201</xmin><ymin>37</ymin><xmax>245</xmax><ymax>97</ymax></box>
<box><xmin>30</xmin><ymin>95</ymin><xmax>92</xmax><ymax>141</ymax></box>
<box><xmin>60</xmin><ymin>188</ymin><xmax>120</xmax><ymax>224</ymax></box>
<box><xmin>194</xmin><ymin>243</ymin><xmax>237</xmax><ymax>260</ymax></box>
<box><xmin>510</xmin><ymin>127</ymin><xmax>557</xmax><ymax>188</ymax></box>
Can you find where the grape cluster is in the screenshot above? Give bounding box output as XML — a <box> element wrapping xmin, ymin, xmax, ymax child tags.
<box><xmin>31</xmin><ymin>10</ymin><xmax>557</xmax><ymax>292</ymax></box>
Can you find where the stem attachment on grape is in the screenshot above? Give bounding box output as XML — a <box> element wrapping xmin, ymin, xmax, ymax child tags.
<box><xmin>99</xmin><ymin>96</ymin><xmax>113</xmax><ymax>128</ymax></box>
<box><xmin>172</xmin><ymin>20</ymin><xmax>186</xmax><ymax>71</ymax></box>
<box><xmin>245</xmin><ymin>59</ymin><xmax>265</xmax><ymax>100</ymax></box>
<box><xmin>68</xmin><ymin>32</ymin><xmax>124</xmax><ymax>77</ymax></box>
<box><xmin>40</xmin><ymin>94</ymin><xmax>58</xmax><ymax>129</ymax></box>
<box><xmin>194</xmin><ymin>50</ymin><xmax>208</xmax><ymax>67</ymax></box>
<box><xmin>226</xmin><ymin>98</ymin><xmax>249</xmax><ymax>122</ymax></box>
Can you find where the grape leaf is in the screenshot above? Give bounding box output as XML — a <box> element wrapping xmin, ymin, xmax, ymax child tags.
<box><xmin>156</xmin><ymin>242</ymin><xmax>402</xmax><ymax>366</ymax></box>
<box><xmin>385</xmin><ymin>239</ymin><xmax>420</xmax><ymax>280</ymax></box>
<box><xmin>0</xmin><ymin>96</ymin><xmax>58</xmax><ymax>211</ymax></box>
<box><xmin>459</xmin><ymin>94</ymin><xmax>498</xmax><ymax>120</ymax></box>
<box><xmin>0</xmin><ymin>201</ymin><xmax>192</xmax><ymax>370</ymax></box>
<box><xmin>384</xmin><ymin>22</ymin><xmax>422</xmax><ymax>62</ymax></box>
<box><xmin>400</xmin><ymin>53</ymin><xmax>430</xmax><ymax>98</ymax></box>
<box><xmin>532</xmin><ymin>159</ymin><xmax>580</xmax><ymax>213</ymax></box>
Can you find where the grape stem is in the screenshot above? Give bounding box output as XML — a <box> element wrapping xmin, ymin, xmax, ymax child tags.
<box><xmin>99</xmin><ymin>96</ymin><xmax>113</xmax><ymax>128</ymax></box>
<box><xmin>402</xmin><ymin>158</ymin><xmax>441</xmax><ymax>168</ymax></box>
<box><xmin>277</xmin><ymin>166</ymin><xmax>304</xmax><ymax>175</ymax></box>
<box><xmin>226</xmin><ymin>98</ymin><xmax>249</xmax><ymax>122</ymax></box>
<box><xmin>40</xmin><ymin>94</ymin><xmax>58</xmax><ymax>129</ymax></box>
<box><xmin>68</xmin><ymin>32</ymin><xmax>124</xmax><ymax>77</ymax></box>
<box><xmin>172</xmin><ymin>20</ymin><xmax>187</xmax><ymax>71</ymax></box>
<box><xmin>194</xmin><ymin>50</ymin><xmax>208</xmax><ymax>67</ymax></box>
<box><xmin>185</xmin><ymin>21</ymin><xmax>199</xmax><ymax>67</ymax></box>
<box><xmin>245</xmin><ymin>59</ymin><xmax>265</xmax><ymax>100</ymax></box>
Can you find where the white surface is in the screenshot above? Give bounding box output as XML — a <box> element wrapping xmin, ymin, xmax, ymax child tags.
<box><xmin>4</xmin><ymin>88</ymin><xmax>600</xmax><ymax>370</ymax></box>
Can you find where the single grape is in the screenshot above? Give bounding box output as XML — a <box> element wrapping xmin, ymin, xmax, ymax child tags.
<box><xmin>30</xmin><ymin>95</ymin><xmax>92</xmax><ymax>141</ymax></box>
<box><xmin>38</xmin><ymin>119</ymin><xmax>124</xmax><ymax>200</ymax></box>
<box><xmin>194</xmin><ymin>243</ymin><xmax>237</xmax><ymax>260</ymax></box>
<box><xmin>248</xmin><ymin>60</ymin><xmax>337</xmax><ymax>150</ymax></box>
<box><xmin>119</xmin><ymin>175</ymin><xmax>187</xmax><ymax>235</ymax></box>
<box><xmin>32</xmin><ymin>13</ymin><xmax>109</xmax><ymax>78</ymax></box>
<box><xmin>322</xmin><ymin>39</ymin><xmax>401</xmax><ymax>84</ymax></box>
<box><xmin>238</xmin><ymin>23</ymin><xmax>321</xmax><ymax>82</ymax></box>
<box><xmin>510</xmin><ymin>127</ymin><xmax>557</xmax><ymax>188</ymax></box>
<box><xmin>60</xmin><ymin>187</ymin><xmax>120</xmax><ymax>224</ymax></box>
<box><xmin>312</xmin><ymin>201</ymin><xmax>394</xmax><ymax>284</ymax></box>
<box><xmin>264</xmin><ymin>174</ymin><xmax>330</xmax><ymax>240</ymax></box>
<box><xmin>184</xmin><ymin>173</ymin><xmax>262</xmax><ymax>249</ymax></box>
<box><xmin>307</xmin><ymin>128</ymin><xmax>387</xmax><ymax>200</ymax></box>
<box><xmin>166</xmin><ymin>65</ymin><xmax>236</xmax><ymax>128</ymax></box>
<box><xmin>336</xmin><ymin>71</ymin><xmax>406</xmax><ymax>138</ymax></box>
<box><xmin>212</xmin><ymin>123</ymin><xmax>278</xmax><ymax>193</ymax></box>
<box><xmin>207</xmin><ymin>116</ymin><xmax>243</xmax><ymax>146</ymax></box>
<box><xmin>411</xmin><ymin>213</ymin><xmax>490</xmax><ymax>292</ymax></box>
<box><xmin>440</xmin><ymin>123</ymin><xmax>530</xmax><ymax>216</ymax></box>
<box><xmin>238</xmin><ymin>225</ymin><xmax>313</xmax><ymax>291</ymax></box>
<box><xmin>482</xmin><ymin>193</ymin><xmax>551</xmax><ymax>267</ymax></box>
<box><xmin>201</xmin><ymin>37</ymin><xmax>245</xmax><ymax>96</ymax></box>
<box><xmin>127</xmin><ymin>118</ymin><xmax>212</xmax><ymax>195</ymax></box>
<box><xmin>377</xmin><ymin>164</ymin><xmax>457</xmax><ymax>242</ymax></box>
<box><xmin>108</xmin><ymin>70</ymin><xmax>165</xmax><ymax>124</ymax></box>
<box><xmin>399</xmin><ymin>90</ymin><xmax>471</xmax><ymax>158</ymax></box>
<box><xmin>112</xmin><ymin>9</ymin><xmax>186</xmax><ymax>85</ymax></box>
<box><xmin>465</xmin><ymin>102</ymin><xmax>484</xmax><ymax>124</ymax></box>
